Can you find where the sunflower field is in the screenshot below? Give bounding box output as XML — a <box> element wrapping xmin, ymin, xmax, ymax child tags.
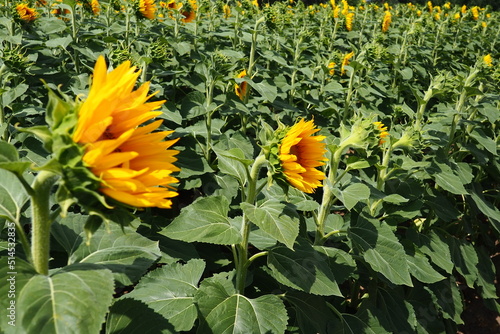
<box><xmin>0</xmin><ymin>0</ymin><xmax>499</xmax><ymax>333</ymax></box>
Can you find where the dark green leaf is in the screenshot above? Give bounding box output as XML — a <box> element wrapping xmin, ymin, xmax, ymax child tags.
<box><xmin>17</xmin><ymin>264</ymin><xmax>114</xmax><ymax>334</ymax></box>
<box><xmin>161</xmin><ymin>196</ymin><xmax>241</xmax><ymax>245</ymax></box>
<box><xmin>349</xmin><ymin>213</ymin><xmax>412</xmax><ymax>286</ymax></box>
<box><xmin>241</xmin><ymin>199</ymin><xmax>299</xmax><ymax>249</ymax></box>
<box><xmin>267</xmin><ymin>238</ymin><xmax>343</xmax><ymax>296</ymax></box>
<box><xmin>122</xmin><ymin>259</ymin><xmax>205</xmax><ymax>331</ymax></box>
<box><xmin>196</xmin><ymin>274</ymin><xmax>288</xmax><ymax>334</ymax></box>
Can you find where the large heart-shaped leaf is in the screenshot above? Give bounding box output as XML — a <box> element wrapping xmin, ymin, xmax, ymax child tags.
<box><xmin>195</xmin><ymin>273</ymin><xmax>288</xmax><ymax>334</ymax></box>
<box><xmin>119</xmin><ymin>259</ymin><xmax>205</xmax><ymax>332</ymax></box>
<box><xmin>17</xmin><ymin>263</ymin><xmax>114</xmax><ymax>334</ymax></box>
<box><xmin>267</xmin><ymin>238</ymin><xmax>343</xmax><ymax>296</ymax></box>
<box><xmin>241</xmin><ymin>199</ymin><xmax>299</xmax><ymax>249</ymax></box>
<box><xmin>161</xmin><ymin>195</ymin><xmax>241</xmax><ymax>245</ymax></box>
<box><xmin>52</xmin><ymin>213</ymin><xmax>161</xmax><ymax>286</ymax></box>
<box><xmin>0</xmin><ymin>169</ymin><xmax>29</xmax><ymax>224</ymax></box>
<box><xmin>349</xmin><ymin>213</ymin><xmax>412</xmax><ymax>286</ymax></box>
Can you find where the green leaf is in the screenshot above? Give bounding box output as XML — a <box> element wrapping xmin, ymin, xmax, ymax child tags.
<box><xmin>241</xmin><ymin>199</ymin><xmax>299</xmax><ymax>249</ymax></box>
<box><xmin>406</xmin><ymin>282</ymin><xmax>446</xmax><ymax>334</ymax></box>
<box><xmin>448</xmin><ymin>237</ymin><xmax>478</xmax><ymax>288</ymax></box>
<box><xmin>426</xmin><ymin>277</ymin><xmax>464</xmax><ymax>325</ymax></box>
<box><xmin>0</xmin><ymin>258</ymin><xmax>37</xmax><ymax>333</ymax></box>
<box><xmin>17</xmin><ymin>264</ymin><xmax>114</xmax><ymax>334</ymax></box>
<box><xmin>52</xmin><ymin>214</ymin><xmax>161</xmax><ymax>286</ymax></box>
<box><xmin>214</xmin><ymin>148</ymin><xmax>250</xmax><ymax>184</ymax></box>
<box><xmin>330</xmin><ymin>312</ymin><xmax>385</xmax><ymax>334</ymax></box>
<box><xmin>267</xmin><ymin>238</ymin><xmax>343</xmax><ymax>296</ymax></box>
<box><xmin>1</xmin><ymin>84</ymin><xmax>28</xmax><ymax>106</ymax></box>
<box><xmin>358</xmin><ymin>287</ymin><xmax>417</xmax><ymax>334</ymax></box>
<box><xmin>313</xmin><ymin>246</ymin><xmax>356</xmax><ymax>284</ymax></box>
<box><xmin>468</xmin><ymin>183</ymin><xmax>500</xmax><ymax>234</ymax></box>
<box><xmin>251</xmin><ymin>79</ymin><xmax>278</xmax><ymax>102</ymax></box>
<box><xmin>285</xmin><ymin>291</ymin><xmax>337</xmax><ymax>334</ymax></box>
<box><xmin>0</xmin><ymin>169</ymin><xmax>29</xmax><ymax>224</ymax></box>
<box><xmin>349</xmin><ymin>213</ymin><xmax>413</xmax><ymax>286</ymax></box>
<box><xmin>175</xmin><ymin>148</ymin><xmax>214</xmax><ymax>178</ymax></box>
<box><xmin>403</xmin><ymin>241</ymin><xmax>445</xmax><ymax>284</ymax></box>
<box><xmin>0</xmin><ymin>141</ymin><xmax>19</xmax><ymax>162</ymax></box>
<box><xmin>106</xmin><ymin>298</ymin><xmax>177</xmax><ymax>334</ymax></box>
<box><xmin>470</xmin><ymin>128</ymin><xmax>497</xmax><ymax>155</ymax></box>
<box><xmin>160</xmin><ymin>196</ymin><xmax>241</xmax><ymax>245</ymax></box>
<box><xmin>121</xmin><ymin>259</ymin><xmax>205</xmax><ymax>332</ymax></box>
<box><xmin>427</xmin><ymin>160</ymin><xmax>468</xmax><ymax>195</ymax></box>
<box><xmin>332</xmin><ymin>183</ymin><xmax>370</xmax><ymax>210</ymax></box>
<box><xmin>195</xmin><ymin>274</ymin><xmax>288</xmax><ymax>334</ymax></box>
<box><xmin>475</xmin><ymin>246</ymin><xmax>497</xmax><ymax>299</ymax></box>
<box><xmin>407</xmin><ymin>229</ymin><xmax>454</xmax><ymax>274</ymax></box>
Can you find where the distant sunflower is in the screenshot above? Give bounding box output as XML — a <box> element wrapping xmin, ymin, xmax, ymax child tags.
<box><xmin>373</xmin><ymin>121</ymin><xmax>389</xmax><ymax>145</ymax></box>
<box><xmin>16</xmin><ymin>3</ymin><xmax>38</xmax><ymax>21</ymax></box>
<box><xmin>181</xmin><ymin>0</ymin><xmax>197</xmax><ymax>22</ymax></box>
<box><xmin>382</xmin><ymin>10</ymin><xmax>391</xmax><ymax>32</ymax></box>
<box><xmin>91</xmin><ymin>0</ymin><xmax>100</xmax><ymax>15</ymax></box>
<box><xmin>483</xmin><ymin>54</ymin><xmax>493</xmax><ymax>67</ymax></box>
<box><xmin>345</xmin><ymin>12</ymin><xmax>354</xmax><ymax>31</ymax></box>
<box><xmin>223</xmin><ymin>3</ymin><xmax>231</xmax><ymax>18</ymax></box>
<box><xmin>73</xmin><ymin>56</ymin><xmax>179</xmax><ymax>209</ymax></box>
<box><xmin>278</xmin><ymin>119</ymin><xmax>327</xmax><ymax>193</ymax></box>
<box><xmin>341</xmin><ymin>51</ymin><xmax>354</xmax><ymax>76</ymax></box>
<box><xmin>139</xmin><ymin>0</ymin><xmax>156</xmax><ymax>19</ymax></box>
<box><xmin>235</xmin><ymin>70</ymin><xmax>248</xmax><ymax>100</ymax></box>
<box><xmin>328</xmin><ymin>62</ymin><xmax>336</xmax><ymax>75</ymax></box>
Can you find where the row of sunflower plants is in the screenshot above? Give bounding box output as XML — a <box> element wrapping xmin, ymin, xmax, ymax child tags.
<box><xmin>0</xmin><ymin>0</ymin><xmax>499</xmax><ymax>333</ymax></box>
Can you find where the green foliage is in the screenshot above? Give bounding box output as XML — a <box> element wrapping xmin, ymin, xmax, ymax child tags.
<box><xmin>1</xmin><ymin>0</ymin><xmax>499</xmax><ymax>333</ymax></box>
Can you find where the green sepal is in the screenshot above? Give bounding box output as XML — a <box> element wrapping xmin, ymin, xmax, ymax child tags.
<box><xmin>45</xmin><ymin>84</ymin><xmax>75</xmax><ymax>131</ymax></box>
<box><xmin>17</xmin><ymin>125</ymin><xmax>54</xmax><ymax>152</ymax></box>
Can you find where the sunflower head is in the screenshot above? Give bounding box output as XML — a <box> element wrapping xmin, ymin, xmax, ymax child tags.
<box><xmin>15</xmin><ymin>3</ymin><xmax>39</xmax><ymax>22</ymax></box>
<box><xmin>265</xmin><ymin>119</ymin><xmax>328</xmax><ymax>194</ymax></box>
<box><xmin>138</xmin><ymin>0</ymin><xmax>157</xmax><ymax>19</ymax></box>
<box><xmin>373</xmin><ymin>121</ymin><xmax>390</xmax><ymax>145</ymax></box>
<box><xmin>235</xmin><ymin>69</ymin><xmax>248</xmax><ymax>100</ymax></box>
<box><xmin>29</xmin><ymin>56</ymin><xmax>180</xmax><ymax>234</ymax></box>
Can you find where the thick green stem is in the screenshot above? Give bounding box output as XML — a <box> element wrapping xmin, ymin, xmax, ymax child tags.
<box><xmin>31</xmin><ymin>171</ymin><xmax>58</xmax><ymax>275</ymax></box>
<box><xmin>235</xmin><ymin>154</ymin><xmax>267</xmax><ymax>294</ymax></box>
<box><xmin>315</xmin><ymin>149</ymin><xmax>342</xmax><ymax>245</ymax></box>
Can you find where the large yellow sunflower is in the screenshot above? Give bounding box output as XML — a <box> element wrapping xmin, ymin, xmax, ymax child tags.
<box><xmin>139</xmin><ymin>0</ymin><xmax>156</xmax><ymax>19</ymax></box>
<box><xmin>16</xmin><ymin>3</ymin><xmax>39</xmax><ymax>21</ymax></box>
<box><xmin>73</xmin><ymin>56</ymin><xmax>179</xmax><ymax>209</ymax></box>
<box><xmin>278</xmin><ymin>119</ymin><xmax>328</xmax><ymax>193</ymax></box>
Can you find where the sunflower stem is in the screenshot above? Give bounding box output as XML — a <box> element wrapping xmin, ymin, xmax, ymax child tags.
<box><xmin>31</xmin><ymin>171</ymin><xmax>58</xmax><ymax>275</ymax></box>
<box><xmin>235</xmin><ymin>154</ymin><xmax>267</xmax><ymax>294</ymax></box>
<box><xmin>314</xmin><ymin>149</ymin><xmax>342</xmax><ymax>245</ymax></box>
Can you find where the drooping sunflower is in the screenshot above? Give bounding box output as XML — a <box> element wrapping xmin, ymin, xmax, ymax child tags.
<box><xmin>341</xmin><ymin>51</ymin><xmax>354</xmax><ymax>76</ymax></box>
<box><xmin>235</xmin><ymin>70</ymin><xmax>248</xmax><ymax>100</ymax></box>
<box><xmin>223</xmin><ymin>3</ymin><xmax>231</xmax><ymax>18</ymax></box>
<box><xmin>139</xmin><ymin>0</ymin><xmax>156</xmax><ymax>19</ymax></box>
<box><xmin>345</xmin><ymin>12</ymin><xmax>354</xmax><ymax>31</ymax></box>
<box><xmin>382</xmin><ymin>10</ymin><xmax>391</xmax><ymax>32</ymax></box>
<box><xmin>72</xmin><ymin>56</ymin><xmax>180</xmax><ymax>209</ymax></box>
<box><xmin>278</xmin><ymin>119</ymin><xmax>328</xmax><ymax>193</ymax></box>
<box><xmin>373</xmin><ymin>121</ymin><xmax>390</xmax><ymax>145</ymax></box>
<box><xmin>91</xmin><ymin>0</ymin><xmax>100</xmax><ymax>15</ymax></box>
<box><xmin>16</xmin><ymin>3</ymin><xmax>39</xmax><ymax>21</ymax></box>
